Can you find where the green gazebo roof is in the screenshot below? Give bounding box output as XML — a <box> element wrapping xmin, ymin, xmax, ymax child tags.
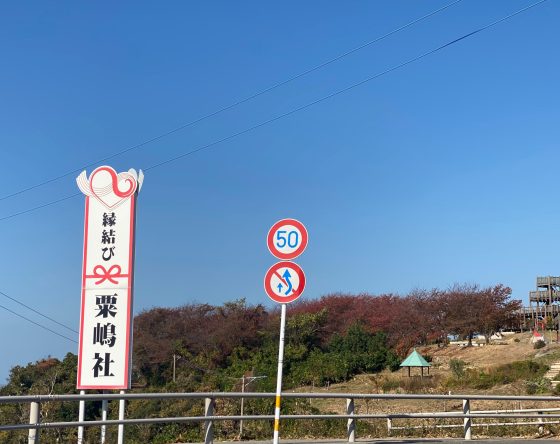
<box><xmin>399</xmin><ymin>348</ymin><xmax>431</xmax><ymax>367</ymax></box>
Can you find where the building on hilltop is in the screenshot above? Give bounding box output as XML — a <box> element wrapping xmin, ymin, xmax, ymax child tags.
<box><xmin>525</xmin><ymin>276</ymin><xmax>560</xmax><ymax>330</ymax></box>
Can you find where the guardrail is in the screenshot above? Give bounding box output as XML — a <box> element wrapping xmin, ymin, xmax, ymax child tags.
<box><xmin>2</xmin><ymin>392</ymin><xmax>560</xmax><ymax>443</ymax></box>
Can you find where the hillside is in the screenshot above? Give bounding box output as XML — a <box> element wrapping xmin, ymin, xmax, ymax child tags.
<box><xmin>291</xmin><ymin>331</ymin><xmax>560</xmax><ymax>431</ymax></box>
<box><xmin>424</xmin><ymin>332</ymin><xmax>560</xmax><ymax>372</ymax></box>
<box><xmin>0</xmin><ymin>291</ymin><xmax>534</xmax><ymax>443</ymax></box>
<box><xmin>294</xmin><ymin>331</ymin><xmax>560</xmax><ymax>394</ymax></box>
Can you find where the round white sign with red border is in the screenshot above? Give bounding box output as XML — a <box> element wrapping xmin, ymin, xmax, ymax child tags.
<box><xmin>264</xmin><ymin>261</ymin><xmax>306</xmax><ymax>304</ymax></box>
<box><xmin>267</xmin><ymin>218</ymin><xmax>308</xmax><ymax>260</ymax></box>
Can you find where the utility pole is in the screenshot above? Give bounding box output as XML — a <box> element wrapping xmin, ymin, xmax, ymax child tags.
<box><xmin>240</xmin><ymin>375</ymin><xmax>245</xmax><ymax>437</ymax></box>
<box><xmin>172</xmin><ymin>354</ymin><xmax>181</xmax><ymax>383</ymax></box>
<box><xmin>239</xmin><ymin>374</ymin><xmax>266</xmax><ymax>438</ymax></box>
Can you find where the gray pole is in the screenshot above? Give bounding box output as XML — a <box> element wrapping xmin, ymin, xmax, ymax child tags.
<box><xmin>77</xmin><ymin>390</ymin><xmax>85</xmax><ymax>444</ymax></box>
<box><xmin>239</xmin><ymin>375</ymin><xmax>245</xmax><ymax>437</ymax></box>
<box><xmin>463</xmin><ymin>398</ymin><xmax>472</xmax><ymax>440</ymax></box>
<box><xmin>346</xmin><ymin>398</ymin><xmax>355</xmax><ymax>442</ymax></box>
<box><xmin>173</xmin><ymin>354</ymin><xmax>176</xmax><ymax>383</ymax></box>
<box><xmin>117</xmin><ymin>390</ymin><xmax>125</xmax><ymax>444</ymax></box>
<box><xmin>28</xmin><ymin>401</ymin><xmax>40</xmax><ymax>444</ymax></box>
<box><xmin>204</xmin><ymin>397</ymin><xmax>215</xmax><ymax>444</ymax></box>
<box><xmin>101</xmin><ymin>391</ymin><xmax>108</xmax><ymax>444</ymax></box>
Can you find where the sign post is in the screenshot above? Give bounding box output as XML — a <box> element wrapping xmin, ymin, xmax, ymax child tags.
<box><xmin>76</xmin><ymin>166</ymin><xmax>143</xmax><ymax>443</ymax></box>
<box><xmin>273</xmin><ymin>303</ymin><xmax>287</xmax><ymax>444</ymax></box>
<box><xmin>265</xmin><ymin>219</ymin><xmax>308</xmax><ymax>444</ymax></box>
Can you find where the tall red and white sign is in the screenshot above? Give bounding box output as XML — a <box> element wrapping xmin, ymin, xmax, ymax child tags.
<box><xmin>76</xmin><ymin>166</ymin><xmax>143</xmax><ymax>390</ymax></box>
<box><xmin>265</xmin><ymin>218</ymin><xmax>308</xmax><ymax>444</ymax></box>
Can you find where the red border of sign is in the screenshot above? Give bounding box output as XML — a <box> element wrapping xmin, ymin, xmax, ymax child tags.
<box><xmin>77</xmin><ymin>191</ymin><xmax>136</xmax><ymax>390</ymax></box>
<box><xmin>264</xmin><ymin>261</ymin><xmax>306</xmax><ymax>304</ymax></box>
<box><xmin>267</xmin><ymin>218</ymin><xmax>308</xmax><ymax>260</ymax></box>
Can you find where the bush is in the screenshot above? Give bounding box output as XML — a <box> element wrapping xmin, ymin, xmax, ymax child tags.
<box><xmin>533</xmin><ymin>340</ymin><xmax>546</xmax><ymax>349</ymax></box>
<box><xmin>386</xmin><ymin>352</ymin><xmax>401</xmax><ymax>372</ymax></box>
<box><xmin>448</xmin><ymin>360</ymin><xmax>550</xmax><ymax>390</ymax></box>
<box><xmin>327</xmin><ymin>324</ymin><xmax>395</xmax><ymax>375</ymax></box>
<box><xmin>449</xmin><ymin>359</ymin><xmax>467</xmax><ymax>378</ymax></box>
<box><xmin>514</xmin><ymin>338</ymin><xmax>520</xmax><ymax>343</ymax></box>
<box><xmin>525</xmin><ymin>378</ymin><xmax>551</xmax><ymax>395</ymax></box>
<box><xmin>380</xmin><ymin>377</ymin><xmax>402</xmax><ymax>393</ymax></box>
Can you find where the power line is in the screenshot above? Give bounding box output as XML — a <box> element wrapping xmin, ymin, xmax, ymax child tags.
<box><xmin>139</xmin><ymin>0</ymin><xmax>548</xmax><ymax>171</ymax></box>
<box><xmin>0</xmin><ymin>303</ymin><xmax>78</xmax><ymax>344</ymax></box>
<box><xmin>0</xmin><ymin>289</ymin><xmax>78</xmax><ymax>334</ymax></box>
<box><xmin>0</xmin><ymin>0</ymin><xmax>463</xmax><ymax>203</ymax></box>
<box><xmin>0</xmin><ymin>0</ymin><xmax>548</xmax><ymax>223</ymax></box>
<box><xmin>0</xmin><ymin>193</ymin><xmax>80</xmax><ymax>222</ymax></box>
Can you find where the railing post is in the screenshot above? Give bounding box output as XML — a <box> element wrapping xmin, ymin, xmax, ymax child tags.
<box><xmin>387</xmin><ymin>417</ymin><xmax>392</xmax><ymax>435</ymax></box>
<box><xmin>537</xmin><ymin>411</ymin><xmax>544</xmax><ymax>435</ymax></box>
<box><xmin>204</xmin><ymin>397</ymin><xmax>215</xmax><ymax>444</ymax></box>
<box><xmin>28</xmin><ymin>401</ymin><xmax>40</xmax><ymax>444</ymax></box>
<box><xmin>346</xmin><ymin>398</ymin><xmax>355</xmax><ymax>443</ymax></box>
<box><xmin>463</xmin><ymin>398</ymin><xmax>471</xmax><ymax>440</ymax></box>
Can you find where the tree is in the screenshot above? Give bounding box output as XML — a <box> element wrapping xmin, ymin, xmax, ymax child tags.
<box><xmin>476</xmin><ymin>284</ymin><xmax>520</xmax><ymax>343</ymax></box>
<box><xmin>445</xmin><ymin>284</ymin><xmax>521</xmax><ymax>345</ymax></box>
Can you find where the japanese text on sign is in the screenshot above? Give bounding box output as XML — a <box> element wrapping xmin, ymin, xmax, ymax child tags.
<box><xmin>76</xmin><ymin>166</ymin><xmax>143</xmax><ymax>389</ymax></box>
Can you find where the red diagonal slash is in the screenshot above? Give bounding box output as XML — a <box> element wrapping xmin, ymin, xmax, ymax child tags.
<box><xmin>273</xmin><ymin>269</ymin><xmax>298</xmax><ymax>293</ymax></box>
<box><xmin>273</xmin><ymin>271</ymin><xmax>288</xmax><ymax>287</ymax></box>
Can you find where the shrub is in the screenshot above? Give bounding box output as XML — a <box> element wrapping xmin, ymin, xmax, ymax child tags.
<box><xmin>449</xmin><ymin>359</ymin><xmax>467</xmax><ymax>378</ymax></box>
<box><xmin>449</xmin><ymin>360</ymin><xmax>550</xmax><ymax>390</ymax></box>
<box><xmin>386</xmin><ymin>352</ymin><xmax>401</xmax><ymax>372</ymax></box>
<box><xmin>514</xmin><ymin>338</ymin><xmax>520</xmax><ymax>343</ymax></box>
<box><xmin>525</xmin><ymin>378</ymin><xmax>551</xmax><ymax>395</ymax></box>
<box><xmin>380</xmin><ymin>377</ymin><xmax>402</xmax><ymax>392</ymax></box>
<box><xmin>533</xmin><ymin>340</ymin><xmax>546</xmax><ymax>349</ymax></box>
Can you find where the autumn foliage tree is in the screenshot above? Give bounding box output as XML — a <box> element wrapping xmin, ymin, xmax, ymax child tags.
<box><xmin>122</xmin><ymin>284</ymin><xmax>518</xmax><ymax>393</ymax></box>
<box><xmin>0</xmin><ymin>283</ymin><xmax>523</xmax><ymax>444</ymax></box>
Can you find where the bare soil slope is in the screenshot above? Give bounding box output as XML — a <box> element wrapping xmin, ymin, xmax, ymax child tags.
<box><xmin>290</xmin><ymin>332</ymin><xmax>560</xmax><ymax>419</ymax></box>
<box><xmin>423</xmin><ymin>332</ymin><xmax>560</xmax><ymax>375</ymax></box>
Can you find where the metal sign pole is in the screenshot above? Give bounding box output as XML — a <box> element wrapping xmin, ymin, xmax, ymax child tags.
<box><xmin>273</xmin><ymin>303</ymin><xmax>287</xmax><ymax>444</ymax></box>
<box><xmin>118</xmin><ymin>390</ymin><xmax>125</xmax><ymax>444</ymax></box>
<box><xmin>77</xmin><ymin>390</ymin><xmax>85</xmax><ymax>443</ymax></box>
<box><xmin>101</xmin><ymin>391</ymin><xmax>108</xmax><ymax>444</ymax></box>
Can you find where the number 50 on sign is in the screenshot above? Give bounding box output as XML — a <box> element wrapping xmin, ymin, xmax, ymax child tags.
<box><xmin>267</xmin><ymin>218</ymin><xmax>308</xmax><ymax>260</ymax></box>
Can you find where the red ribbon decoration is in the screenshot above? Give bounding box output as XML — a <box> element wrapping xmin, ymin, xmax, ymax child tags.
<box><xmin>86</xmin><ymin>265</ymin><xmax>128</xmax><ymax>285</ymax></box>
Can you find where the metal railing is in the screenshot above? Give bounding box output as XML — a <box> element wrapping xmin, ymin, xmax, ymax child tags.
<box><xmin>2</xmin><ymin>391</ymin><xmax>560</xmax><ymax>443</ymax></box>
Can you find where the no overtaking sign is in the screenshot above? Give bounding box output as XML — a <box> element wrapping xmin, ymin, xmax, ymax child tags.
<box><xmin>264</xmin><ymin>261</ymin><xmax>306</xmax><ymax>304</ymax></box>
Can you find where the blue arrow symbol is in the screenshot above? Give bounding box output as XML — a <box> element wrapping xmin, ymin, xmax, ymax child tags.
<box><xmin>282</xmin><ymin>269</ymin><xmax>293</xmax><ymax>295</ymax></box>
<box><xmin>277</xmin><ymin>283</ymin><xmax>283</xmax><ymax>293</ymax></box>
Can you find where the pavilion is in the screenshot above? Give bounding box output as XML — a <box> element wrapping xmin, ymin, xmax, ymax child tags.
<box><xmin>400</xmin><ymin>348</ymin><xmax>431</xmax><ymax>377</ymax></box>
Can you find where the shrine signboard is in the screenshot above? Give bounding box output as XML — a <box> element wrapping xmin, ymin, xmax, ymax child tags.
<box><xmin>76</xmin><ymin>166</ymin><xmax>143</xmax><ymax>389</ymax></box>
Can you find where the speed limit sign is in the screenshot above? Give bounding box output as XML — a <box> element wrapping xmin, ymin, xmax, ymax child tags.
<box><xmin>265</xmin><ymin>218</ymin><xmax>308</xmax><ymax>444</ymax></box>
<box><xmin>267</xmin><ymin>218</ymin><xmax>308</xmax><ymax>260</ymax></box>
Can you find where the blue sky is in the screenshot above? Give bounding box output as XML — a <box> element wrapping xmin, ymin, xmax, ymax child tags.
<box><xmin>0</xmin><ymin>0</ymin><xmax>558</xmax><ymax>382</ymax></box>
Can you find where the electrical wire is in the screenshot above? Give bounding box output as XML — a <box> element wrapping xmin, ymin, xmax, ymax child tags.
<box><xmin>0</xmin><ymin>0</ymin><xmax>549</xmax><ymax>223</ymax></box>
<box><xmin>0</xmin><ymin>193</ymin><xmax>80</xmax><ymax>222</ymax></box>
<box><xmin>0</xmin><ymin>0</ymin><xmax>547</xmax><ymax>348</ymax></box>
<box><xmin>0</xmin><ymin>303</ymin><xmax>78</xmax><ymax>343</ymax></box>
<box><xmin>0</xmin><ymin>0</ymin><xmax>463</xmax><ymax>203</ymax></box>
<box><xmin>138</xmin><ymin>0</ymin><xmax>549</xmax><ymax>172</ymax></box>
<box><xmin>0</xmin><ymin>289</ymin><xmax>78</xmax><ymax>334</ymax></box>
